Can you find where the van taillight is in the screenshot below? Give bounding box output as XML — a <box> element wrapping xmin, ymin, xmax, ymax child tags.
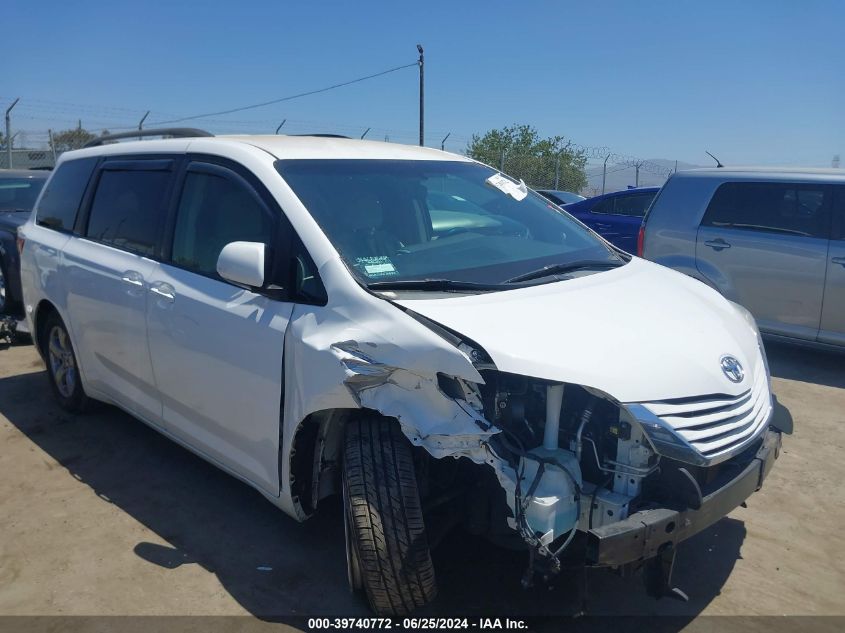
<box><xmin>16</xmin><ymin>235</ymin><xmax>25</xmax><ymax>255</ymax></box>
<box><xmin>636</xmin><ymin>225</ymin><xmax>645</xmax><ymax>257</ymax></box>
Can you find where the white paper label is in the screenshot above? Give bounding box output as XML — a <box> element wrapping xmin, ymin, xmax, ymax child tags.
<box><xmin>486</xmin><ymin>173</ymin><xmax>528</xmax><ymax>201</ymax></box>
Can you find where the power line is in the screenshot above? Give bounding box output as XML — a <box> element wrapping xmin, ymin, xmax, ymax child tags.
<box><xmin>150</xmin><ymin>61</ymin><xmax>419</xmax><ymax>125</ymax></box>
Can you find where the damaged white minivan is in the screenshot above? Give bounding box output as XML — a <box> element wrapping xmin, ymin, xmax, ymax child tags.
<box><xmin>19</xmin><ymin>130</ymin><xmax>783</xmax><ymax>615</ymax></box>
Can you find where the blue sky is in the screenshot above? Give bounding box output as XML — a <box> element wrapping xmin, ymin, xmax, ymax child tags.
<box><xmin>5</xmin><ymin>0</ymin><xmax>843</xmax><ymax>166</ymax></box>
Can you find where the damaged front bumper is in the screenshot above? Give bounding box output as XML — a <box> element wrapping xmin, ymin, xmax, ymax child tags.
<box><xmin>585</xmin><ymin>428</ymin><xmax>781</xmax><ymax>567</ymax></box>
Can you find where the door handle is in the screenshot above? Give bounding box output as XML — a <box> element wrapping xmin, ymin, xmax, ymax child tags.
<box><xmin>150</xmin><ymin>283</ymin><xmax>175</xmax><ymax>302</ymax></box>
<box><xmin>704</xmin><ymin>239</ymin><xmax>731</xmax><ymax>251</ymax></box>
<box><xmin>832</xmin><ymin>257</ymin><xmax>845</xmax><ymax>267</ymax></box>
<box><xmin>121</xmin><ymin>271</ymin><xmax>145</xmax><ymax>287</ymax></box>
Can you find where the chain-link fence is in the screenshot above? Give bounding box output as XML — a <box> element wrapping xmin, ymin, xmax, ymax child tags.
<box><xmin>493</xmin><ymin>152</ymin><xmax>587</xmax><ymax>193</ymax></box>
<box><xmin>2</xmin><ymin>126</ymin><xmax>680</xmax><ymax>196</ymax></box>
<box><xmin>1</xmin><ymin>128</ymin><xmax>111</xmax><ymax>170</ymax></box>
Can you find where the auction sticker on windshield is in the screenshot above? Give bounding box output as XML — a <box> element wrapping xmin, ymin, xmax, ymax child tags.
<box><xmin>357</xmin><ymin>256</ymin><xmax>398</xmax><ymax>278</ymax></box>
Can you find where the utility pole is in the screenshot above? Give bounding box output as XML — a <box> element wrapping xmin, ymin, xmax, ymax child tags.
<box><xmin>601</xmin><ymin>153</ymin><xmax>611</xmax><ymax>194</ymax></box>
<box><xmin>634</xmin><ymin>160</ymin><xmax>644</xmax><ymax>187</ymax></box>
<box><xmin>138</xmin><ymin>111</ymin><xmax>150</xmax><ymax>141</ymax></box>
<box><xmin>5</xmin><ymin>98</ymin><xmax>19</xmax><ymax>169</ymax></box>
<box><xmin>440</xmin><ymin>132</ymin><xmax>450</xmax><ymax>151</ymax></box>
<box><xmin>417</xmin><ymin>44</ymin><xmax>424</xmax><ymax>146</ymax></box>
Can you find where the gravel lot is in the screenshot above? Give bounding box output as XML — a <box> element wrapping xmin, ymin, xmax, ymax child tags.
<box><xmin>0</xmin><ymin>338</ymin><xmax>843</xmax><ymax>627</ymax></box>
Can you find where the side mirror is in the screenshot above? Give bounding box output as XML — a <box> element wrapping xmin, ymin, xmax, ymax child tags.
<box><xmin>217</xmin><ymin>241</ymin><xmax>266</xmax><ymax>289</ymax></box>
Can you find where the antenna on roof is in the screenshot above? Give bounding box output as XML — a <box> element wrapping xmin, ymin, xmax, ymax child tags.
<box><xmin>705</xmin><ymin>151</ymin><xmax>723</xmax><ymax>168</ymax></box>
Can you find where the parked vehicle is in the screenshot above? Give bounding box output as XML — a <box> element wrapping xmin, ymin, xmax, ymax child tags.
<box><xmin>536</xmin><ymin>189</ymin><xmax>586</xmax><ymax>205</ymax></box>
<box><xmin>641</xmin><ymin>167</ymin><xmax>845</xmax><ymax>349</ymax></box>
<box><xmin>20</xmin><ymin>131</ymin><xmax>782</xmax><ymax>615</ymax></box>
<box><xmin>563</xmin><ymin>186</ymin><xmax>660</xmax><ymax>252</ymax></box>
<box><xmin>0</xmin><ymin>169</ymin><xmax>49</xmax><ymax>329</ymax></box>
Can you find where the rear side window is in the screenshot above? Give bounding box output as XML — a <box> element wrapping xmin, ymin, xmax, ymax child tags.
<box><xmin>35</xmin><ymin>157</ymin><xmax>98</xmax><ymax>232</ymax></box>
<box><xmin>591</xmin><ymin>198</ymin><xmax>614</xmax><ymax>214</ymax></box>
<box><xmin>86</xmin><ymin>167</ymin><xmax>172</xmax><ymax>256</ymax></box>
<box><xmin>702</xmin><ymin>182</ymin><xmax>830</xmax><ymax>238</ymax></box>
<box><xmin>613</xmin><ymin>192</ymin><xmax>656</xmax><ymax>217</ymax></box>
<box><xmin>171</xmin><ymin>166</ymin><xmax>274</xmax><ymax>277</ymax></box>
<box><xmin>0</xmin><ymin>177</ymin><xmax>46</xmax><ymax>212</ymax></box>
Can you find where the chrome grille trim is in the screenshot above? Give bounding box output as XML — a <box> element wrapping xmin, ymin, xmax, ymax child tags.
<box><xmin>626</xmin><ymin>359</ymin><xmax>772</xmax><ymax>466</ymax></box>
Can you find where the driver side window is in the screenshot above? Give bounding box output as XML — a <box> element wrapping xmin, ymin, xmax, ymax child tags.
<box><xmin>171</xmin><ymin>165</ymin><xmax>274</xmax><ymax>278</ymax></box>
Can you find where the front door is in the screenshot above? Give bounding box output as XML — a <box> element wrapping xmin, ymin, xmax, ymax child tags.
<box><xmin>696</xmin><ymin>181</ymin><xmax>831</xmax><ymax>341</ymax></box>
<box><xmin>146</xmin><ymin>160</ymin><xmax>293</xmax><ymax>494</ymax></box>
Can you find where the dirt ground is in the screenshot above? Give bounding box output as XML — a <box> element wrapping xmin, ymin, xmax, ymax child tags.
<box><xmin>0</xmin><ymin>338</ymin><xmax>843</xmax><ymax>629</ymax></box>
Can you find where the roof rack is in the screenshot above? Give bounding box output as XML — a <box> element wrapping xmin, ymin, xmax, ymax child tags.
<box><xmin>84</xmin><ymin>128</ymin><xmax>214</xmax><ymax>148</ymax></box>
<box><xmin>291</xmin><ymin>133</ymin><xmax>351</xmax><ymax>139</ymax></box>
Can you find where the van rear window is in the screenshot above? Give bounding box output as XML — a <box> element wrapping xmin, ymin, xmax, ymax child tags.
<box><xmin>35</xmin><ymin>157</ymin><xmax>98</xmax><ymax>232</ymax></box>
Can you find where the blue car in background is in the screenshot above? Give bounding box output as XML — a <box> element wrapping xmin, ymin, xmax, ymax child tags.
<box><xmin>536</xmin><ymin>189</ymin><xmax>586</xmax><ymax>205</ymax></box>
<box><xmin>562</xmin><ymin>186</ymin><xmax>660</xmax><ymax>252</ymax></box>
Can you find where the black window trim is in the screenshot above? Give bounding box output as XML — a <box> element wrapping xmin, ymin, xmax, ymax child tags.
<box><xmin>76</xmin><ymin>155</ymin><xmax>180</xmax><ymax>258</ymax></box>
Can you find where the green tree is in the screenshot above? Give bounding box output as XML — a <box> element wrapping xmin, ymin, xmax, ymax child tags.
<box><xmin>49</xmin><ymin>127</ymin><xmax>110</xmax><ymax>152</ymax></box>
<box><xmin>466</xmin><ymin>124</ymin><xmax>587</xmax><ymax>193</ymax></box>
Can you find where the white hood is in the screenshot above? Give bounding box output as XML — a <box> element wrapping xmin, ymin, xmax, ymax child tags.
<box><xmin>395</xmin><ymin>258</ymin><xmax>762</xmax><ymax>403</ymax></box>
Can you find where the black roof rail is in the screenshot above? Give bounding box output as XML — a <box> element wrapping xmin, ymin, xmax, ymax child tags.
<box><xmin>84</xmin><ymin>128</ymin><xmax>214</xmax><ymax>148</ymax></box>
<box><xmin>291</xmin><ymin>133</ymin><xmax>351</xmax><ymax>139</ymax></box>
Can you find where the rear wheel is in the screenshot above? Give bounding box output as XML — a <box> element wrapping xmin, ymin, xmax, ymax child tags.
<box><xmin>41</xmin><ymin>312</ymin><xmax>89</xmax><ymax>412</ymax></box>
<box><xmin>342</xmin><ymin>417</ymin><xmax>437</xmax><ymax>615</ymax></box>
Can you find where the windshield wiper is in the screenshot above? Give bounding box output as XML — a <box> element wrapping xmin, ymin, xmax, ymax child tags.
<box><xmin>367</xmin><ymin>278</ymin><xmax>511</xmax><ymax>292</ymax></box>
<box><xmin>505</xmin><ymin>259</ymin><xmax>624</xmax><ymax>284</ymax></box>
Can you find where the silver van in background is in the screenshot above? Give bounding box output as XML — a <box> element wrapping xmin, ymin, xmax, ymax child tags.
<box><xmin>640</xmin><ymin>168</ymin><xmax>845</xmax><ymax>348</ymax></box>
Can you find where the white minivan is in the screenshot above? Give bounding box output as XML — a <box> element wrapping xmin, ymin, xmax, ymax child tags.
<box><xmin>20</xmin><ymin>130</ymin><xmax>783</xmax><ymax>615</ymax></box>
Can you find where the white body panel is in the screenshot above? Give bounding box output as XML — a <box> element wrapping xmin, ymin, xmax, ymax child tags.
<box><xmin>146</xmin><ymin>263</ymin><xmax>292</xmax><ymax>494</ymax></box>
<box><xmin>395</xmin><ymin>258</ymin><xmax>761</xmax><ymax>403</ymax></box>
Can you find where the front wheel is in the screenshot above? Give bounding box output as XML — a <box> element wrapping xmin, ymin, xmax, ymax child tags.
<box><xmin>342</xmin><ymin>417</ymin><xmax>437</xmax><ymax>615</ymax></box>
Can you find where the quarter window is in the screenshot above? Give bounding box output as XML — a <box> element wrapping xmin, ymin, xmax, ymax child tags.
<box><xmin>171</xmin><ymin>167</ymin><xmax>274</xmax><ymax>277</ymax></box>
<box><xmin>86</xmin><ymin>167</ymin><xmax>172</xmax><ymax>256</ymax></box>
<box><xmin>702</xmin><ymin>182</ymin><xmax>830</xmax><ymax>238</ymax></box>
<box><xmin>35</xmin><ymin>157</ymin><xmax>98</xmax><ymax>232</ymax></box>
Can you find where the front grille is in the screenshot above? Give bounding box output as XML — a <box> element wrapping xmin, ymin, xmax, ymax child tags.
<box><xmin>640</xmin><ymin>360</ymin><xmax>771</xmax><ymax>463</ymax></box>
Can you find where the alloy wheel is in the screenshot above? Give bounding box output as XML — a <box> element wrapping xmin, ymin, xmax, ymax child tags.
<box><xmin>48</xmin><ymin>325</ymin><xmax>77</xmax><ymax>398</ymax></box>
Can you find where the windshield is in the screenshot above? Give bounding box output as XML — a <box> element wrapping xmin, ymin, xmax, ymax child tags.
<box><xmin>276</xmin><ymin>159</ymin><xmax>621</xmax><ymax>289</ymax></box>
<box><xmin>0</xmin><ymin>177</ymin><xmax>47</xmax><ymax>212</ymax></box>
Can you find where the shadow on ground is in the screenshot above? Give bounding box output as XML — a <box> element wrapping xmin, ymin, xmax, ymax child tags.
<box><xmin>765</xmin><ymin>340</ymin><xmax>845</xmax><ymax>390</ymax></box>
<box><xmin>0</xmin><ymin>367</ymin><xmax>752</xmax><ymax>627</ymax></box>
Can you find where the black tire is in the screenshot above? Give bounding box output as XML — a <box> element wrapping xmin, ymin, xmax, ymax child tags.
<box><xmin>342</xmin><ymin>417</ymin><xmax>437</xmax><ymax>615</ymax></box>
<box><xmin>0</xmin><ymin>257</ymin><xmax>9</xmax><ymax>315</ymax></box>
<box><xmin>40</xmin><ymin>312</ymin><xmax>89</xmax><ymax>413</ymax></box>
